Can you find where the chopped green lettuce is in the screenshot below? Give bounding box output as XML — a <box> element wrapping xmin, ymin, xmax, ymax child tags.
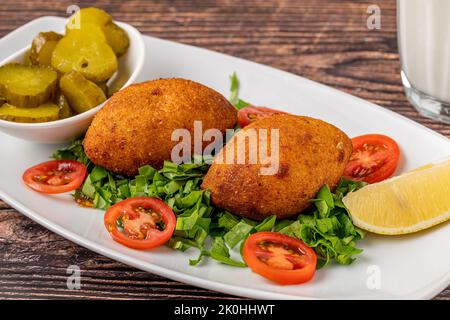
<box><xmin>279</xmin><ymin>180</ymin><xmax>367</xmax><ymax>268</ymax></box>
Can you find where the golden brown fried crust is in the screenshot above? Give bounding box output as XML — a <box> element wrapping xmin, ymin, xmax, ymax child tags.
<box><xmin>201</xmin><ymin>114</ymin><xmax>352</xmax><ymax>220</ymax></box>
<box><xmin>83</xmin><ymin>78</ymin><xmax>237</xmax><ymax>176</ymax></box>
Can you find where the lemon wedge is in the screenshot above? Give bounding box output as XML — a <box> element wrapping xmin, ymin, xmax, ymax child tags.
<box><xmin>343</xmin><ymin>158</ymin><xmax>450</xmax><ymax>235</ymax></box>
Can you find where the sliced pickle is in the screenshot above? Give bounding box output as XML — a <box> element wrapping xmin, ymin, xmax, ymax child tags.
<box><xmin>23</xmin><ymin>50</ymin><xmax>33</xmax><ymax>66</ymax></box>
<box><xmin>55</xmin><ymin>91</ymin><xmax>74</xmax><ymax>119</ymax></box>
<box><xmin>0</xmin><ymin>63</ymin><xmax>57</xmax><ymax>108</ymax></box>
<box><xmin>0</xmin><ymin>102</ymin><xmax>59</xmax><ymax>123</ymax></box>
<box><xmin>51</xmin><ymin>28</ymin><xmax>117</xmax><ymax>82</ymax></box>
<box><xmin>66</xmin><ymin>7</ymin><xmax>112</xmax><ymax>32</ymax></box>
<box><xmin>95</xmin><ymin>81</ymin><xmax>109</xmax><ymax>97</ymax></box>
<box><xmin>108</xmin><ymin>82</ymin><xmax>122</xmax><ymax>97</ymax></box>
<box><xmin>59</xmin><ymin>71</ymin><xmax>106</xmax><ymax>114</ymax></box>
<box><xmin>66</xmin><ymin>7</ymin><xmax>128</xmax><ymax>58</ymax></box>
<box><xmin>67</xmin><ymin>22</ymin><xmax>107</xmax><ymax>42</ymax></box>
<box><xmin>103</xmin><ymin>22</ymin><xmax>129</xmax><ymax>57</ymax></box>
<box><xmin>29</xmin><ymin>32</ymin><xmax>63</xmax><ymax>66</ymax></box>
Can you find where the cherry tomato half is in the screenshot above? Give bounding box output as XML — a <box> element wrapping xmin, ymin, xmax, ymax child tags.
<box><xmin>104</xmin><ymin>197</ymin><xmax>176</xmax><ymax>250</ymax></box>
<box><xmin>344</xmin><ymin>134</ymin><xmax>400</xmax><ymax>184</ymax></box>
<box><xmin>243</xmin><ymin>232</ymin><xmax>317</xmax><ymax>285</ymax></box>
<box><xmin>23</xmin><ymin>160</ymin><xmax>87</xmax><ymax>194</ymax></box>
<box><xmin>237</xmin><ymin>105</ymin><xmax>286</xmax><ymax>128</ymax></box>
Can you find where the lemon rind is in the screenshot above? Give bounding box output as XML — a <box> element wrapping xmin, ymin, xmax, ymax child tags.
<box><xmin>350</xmin><ymin>209</ymin><xmax>450</xmax><ymax>235</ymax></box>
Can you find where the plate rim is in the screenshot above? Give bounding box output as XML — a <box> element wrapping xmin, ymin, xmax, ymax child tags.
<box><xmin>0</xmin><ymin>16</ymin><xmax>449</xmax><ymax>300</ymax></box>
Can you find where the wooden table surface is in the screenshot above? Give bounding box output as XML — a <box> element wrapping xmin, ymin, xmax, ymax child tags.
<box><xmin>0</xmin><ymin>0</ymin><xmax>448</xmax><ymax>300</ymax></box>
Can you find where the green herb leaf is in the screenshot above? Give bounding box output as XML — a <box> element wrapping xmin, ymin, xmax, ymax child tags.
<box><xmin>81</xmin><ymin>175</ymin><xmax>95</xmax><ymax>199</ymax></box>
<box><xmin>278</xmin><ymin>220</ymin><xmax>302</xmax><ymax>237</ymax></box>
<box><xmin>90</xmin><ymin>166</ymin><xmax>108</xmax><ymax>183</ymax></box>
<box><xmin>224</xmin><ymin>220</ymin><xmax>254</xmax><ymax>248</ymax></box>
<box><xmin>255</xmin><ymin>215</ymin><xmax>276</xmax><ymax>232</ymax></box>
<box><xmin>274</xmin><ymin>219</ymin><xmax>294</xmax><ymax>232</ymax></box>
<box><xmin>209</xmin><ymin>237</ymin><xmax>247</xmax><ymax>267</ymax></box>
<box><xmin>218</xmin><ymin>211</ymin><xmax>240</xmax><ymax>230</ymax></box>
<box><xmin>316</xmin><ymin>185</ymin><xmax>334</xmax><ymax>208</ymax></box>
<box><xmin>51</xmin><ymin>139</ymin><xmax>91</xmax><ymax>167</ymax></box>
<box><xmin>229</xmin><ymin>72</ymin><xmax>250</xmax><ymax>110</ymax></box>
<box><xmin>176</xmin><ymin>206</ymin><xmax>200</xmax><ymax>231</ymax></box>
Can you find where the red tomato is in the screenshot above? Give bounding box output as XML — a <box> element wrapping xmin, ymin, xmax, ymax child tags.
<box><xmin>104</xmin><ymin>197</ymin><xmax>176</xmax><ymax>250</ymax></box>
<box><xmin>344</xmin><ymin>134</ymin><xmax>400</xmax><ymax>184</ymax></box>
<box><xmin>237</xmin><ymin>106</ymin><xmax>286</xmax><ymax>128</ymax></box>
<box><xmin>243</xmin><ymin>232</ymin><xmax>317</xmax><ymax>285</ymax></box>
<box><xmin>23</xmin><ymin>160</ymin><xmax>87</xmax><ymax>194</ymax></box>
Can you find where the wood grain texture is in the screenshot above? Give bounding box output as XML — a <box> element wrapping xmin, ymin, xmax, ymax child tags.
<box><xmin>0</xmin><ymin>0</ymin><xmax>448</xmax><ymax>300</ymax></box>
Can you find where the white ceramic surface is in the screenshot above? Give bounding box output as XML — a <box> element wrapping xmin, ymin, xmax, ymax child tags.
<box><xmin>0</xmin><ymin>17</ymin><xmax>145</xmax><ymax>144</ymax></box>
<box><xmin>1</xmin><ymin>17</ymin><xmax>450</xmax><ymax>300</ymax></box>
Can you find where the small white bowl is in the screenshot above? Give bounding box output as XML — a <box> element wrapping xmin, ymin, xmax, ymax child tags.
<box><xmin>0</xmin><ymin>21</ymin><xmax>145</xmax><ymax>144</ymax></box>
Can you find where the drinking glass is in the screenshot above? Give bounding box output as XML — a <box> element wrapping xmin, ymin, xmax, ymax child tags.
<box><xmin>397</xmin><ymin>0</ymin><xmax>450</xmax><ymax>124</ymax></box>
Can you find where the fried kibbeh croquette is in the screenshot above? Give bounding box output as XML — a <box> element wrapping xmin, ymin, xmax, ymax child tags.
<box><xmin>83</xmin><ymin>78</ymin><xmax>237</xmax><ymax>176</ymax></box>
<box><xmin>201</xmin><ymin>114</ymin><xmax>352</xmax><ymax>220</ymax></box>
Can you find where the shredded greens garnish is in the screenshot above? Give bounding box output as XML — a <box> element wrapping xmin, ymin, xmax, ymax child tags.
<box><xmin>278</xmin><ymin>180</ymin><xmax>367</xmax><ymax>268</ymax></box>
<box><xmin>51</xmin><ymin>73</ymin><xmax>367</xmax><ymax>269</ymax></box>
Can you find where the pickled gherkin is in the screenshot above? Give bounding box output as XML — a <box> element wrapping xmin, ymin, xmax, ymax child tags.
<box><xmin>0</xmin><ymin>63</ymin><xmax>57</xmax><ymax>108</ymax></box>
<box><xmin>23</xmin><ymin>50</ymin><xmax>33</xmax><ymax>66</ymax></box>
<box><xmin>103</xmin><ymin>22</ymin><xmax>129</xmax><ymax>57</ymax></box>
<box><xmin>95</xmin><ymin>81</ymin><xmax>109</xmax><ymax>97</ymax></box>
<box><xmin>55</xmin><ymin>91</ymin><xmax>74</xmax><ymax>119</ymax></box>
<box><xmin>67</xmin><ymin>23</ymin><xmax>108</xmax><ymax>43</ymax></box>
<box><xmin>66</xmin><ymin>8</ymin><xmax>129</xmax><ymax>58</ymax></box>
<box><xmin>0</xmin><ymin>7</ymin><xmax>128</xmax><ymax>123</ymax></box>
<box><xmin>51</xmin><ymin>28</ymin><xmax>117</xmax><ymax>82</ymax></box>
<box><xmin>29</xmin><ymin>32</ymin><xmax>63</xmax><ymax>66</ymax></box>
<box><xmin>66</xmin><ymin>7</ymin><xmax>112</xmax><ymax>32</ymax></box>
<box><xmin>0</xmin><ymin>102</ymin><xmax>59</xmax><ymax>123</ymax></box>
<box><xmin>59</xmin><ymin>71</ymin><xmax>106</xmax><ymax>114</ymax></box>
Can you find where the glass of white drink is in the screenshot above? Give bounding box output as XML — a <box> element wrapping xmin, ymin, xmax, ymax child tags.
<box><xmin>398</xmin><ymin>0</ymin><xmax>450</xmax><ymax>124</ymax></box>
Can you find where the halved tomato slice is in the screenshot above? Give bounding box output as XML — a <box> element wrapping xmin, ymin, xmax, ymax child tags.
<box><xmin>104</xmin><ymin>197</ymin><xmax>176</xmax><ymax>250</ymax></box>
<box><xmin>344</xmin><ymin>134</ymin><xmax>400</xmax><ymax>183</ymax></box>
<box><xmin>237</xmin><ymin>105</ymin><xmax>286</xmax><ymax>128</ymax></box>
<box><xmin>23</xmin><ymin>160</ymin><xmax>87</xmax><ymax>194</ymax></box>
<box><xmin>243</xmin><ymin>232</ymin><xmax>317</xmax><ymax>285</ymax></box>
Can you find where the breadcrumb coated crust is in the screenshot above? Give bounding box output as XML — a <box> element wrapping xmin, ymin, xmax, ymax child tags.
<box><xmin>201</xmin><ymin>114</ymin><xmax>352</xmax><ymax>220</ymax></box>
<box><xmin>83</xmin><ymin>78</ymin><xmax>237</xmax><ymax>176</ymax></box>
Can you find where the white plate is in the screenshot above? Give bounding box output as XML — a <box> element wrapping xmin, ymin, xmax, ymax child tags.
<box><xmin>1</xmin><ymin>17</ymin><xmax>449</xmax><ymax>300</ymax></box>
